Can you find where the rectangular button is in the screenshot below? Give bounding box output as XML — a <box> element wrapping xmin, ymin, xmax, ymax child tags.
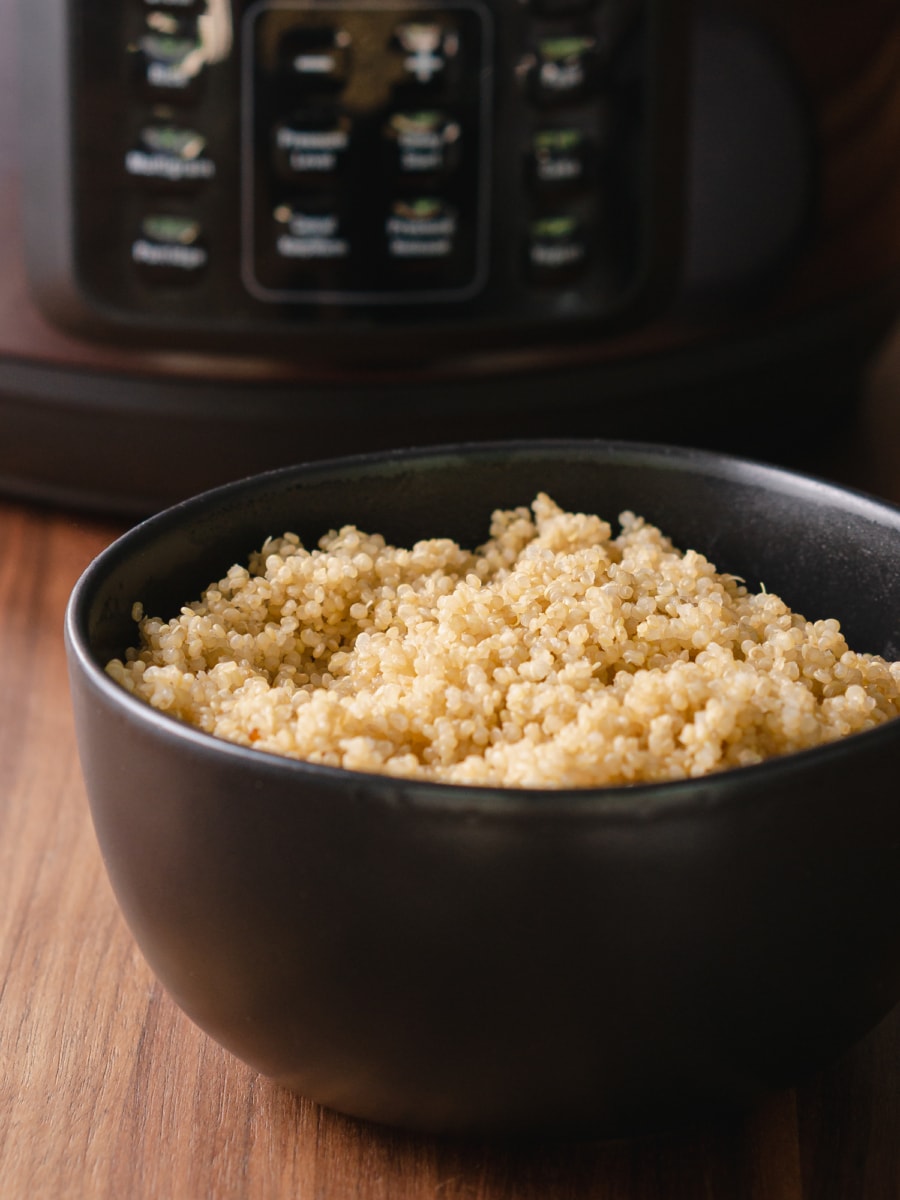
<box><xmin>126</xmin><ymin>125</ymin><xmax>216</xmax><ymax>187</ymax></box>
<box><xmin>528</xmin><ymin>129</ymin><xmax>594</xmax><ymax>190</ymax></box>
<box><xmin>386</xmin><ymin>198</ymin><xmax>457</xmax><ymax>259</ymax></box>
<box><xmin>137</xmin><ymin>30</ymin><xmax>206</xmax><ymax>100</ymax></box>
<box><xmin>526</xmin><ymin>214</ymin><xmax>589</xmax><ymax>281</ymax></box>
<box><xmin>274</xmin><ymin>115</ymin><xmax>352</xmax><ymax>180</ymax></box>
<box><xmin>279</xmin><ymin>28</ymin><xmax>351</xmax><ymax>91</ymax></box>
<box><xmin>527</xmin><ymin>36</ymin><xmax>603</xmax><ymax>106</ymax></box>
<box><xmin>132</xmin><ymin>214</ymin><xmax>208</xmax><ymax>280</ymax></box>
<box><xmin>391</xmin><ymin>22</ymin><xmax>460</xmax><ymax>90</ymax></box>
<box><xmin>384</xmin><ymin>111</ymin><xmax>462</xmax><ymax>177</ymax></box>
<box><xmin>274</xmin><ymin>204</ymin><xmax>351</xmax><ymax>261</ymax></box>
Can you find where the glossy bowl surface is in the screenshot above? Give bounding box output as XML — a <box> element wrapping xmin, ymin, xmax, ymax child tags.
<box><xmin>65</xmin><ymin>440</ymin><xmax>900</xmax><ymax>1135</ymax></box>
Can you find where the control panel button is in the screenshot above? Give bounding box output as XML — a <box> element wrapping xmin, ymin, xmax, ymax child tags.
<box><xmin>137</xmin><ymin>30</ymin><xmax>206</xmax><ymax>100</ymax></box>
<box><xmin>526</xmin><ymin>37</ymin><xmax>602</xmax><ymax>106</ymax></box>
<box><xmin>526</xmin><ymin>214</ymin><xmax>589</xmax><ymax>280</ymax></box>
<box><xmin>132</xmin><ymin>214</ymin><xmax>208</xmax><ymax>279</ymax></box>
<box><xmin>386</xmin><ymin>197</ymin><xmax>457</xmax><ymax>260</ymax></box>
<box><xmin>274</xmin><ymin>114</ymin><xmax>352</xmax><ymax>180</ymax></box>
<box><xmin>528</xmin><ymin>128</ymin><xmax>593</xmax><ymax>189</ymax></box>
<box><xmin>391</xmin><ymin>22</ymin><xmax>459</xmax><ymax>88</ymax></box>
<box><xmin>274</xmin><ymin>204</ymin><xmax>350</xmax><ymax>262</ymax></box>
<box><xmin>125</xmin><ymin>125</ymin><xmax>215</xmax><ymax>186</ymax></box>
<box><xmin>384</xmin><ymin>111</ymin><xmax>461</xmax><ymax>176</ymax></box>
<box><xmin>279</xmin><ymin>28</ymin><xmax>352</xmax><ymax>92</ymax></box>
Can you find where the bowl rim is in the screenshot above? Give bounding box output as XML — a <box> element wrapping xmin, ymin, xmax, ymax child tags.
<box><xmin>65</xmin><ymin>437</ymin><xmax>900</xmax><ymax>820</ymax></box>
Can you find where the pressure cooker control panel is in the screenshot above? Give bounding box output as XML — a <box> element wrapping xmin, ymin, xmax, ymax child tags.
<box><xmin>22</xmin><ymin>0</ymin><xmax>688</xmax><ymax>356</ymax></box>
<box><xmin>243</xmin><ymin>0</ymin><xmax>491</xmax><ymax>304</ymax></box>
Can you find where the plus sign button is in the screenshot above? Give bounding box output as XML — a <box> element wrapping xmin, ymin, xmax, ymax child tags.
<box><xmin>392</xmin><ymin>21</ymin><xmax>460</xmax><ymax>90</ymax></box>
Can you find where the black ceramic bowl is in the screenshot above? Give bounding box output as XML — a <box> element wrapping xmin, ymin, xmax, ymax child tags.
<box><xmin>66</xmin><ymin>441</ymin><xmax>900</xmax><ymax>1137</ymax></box>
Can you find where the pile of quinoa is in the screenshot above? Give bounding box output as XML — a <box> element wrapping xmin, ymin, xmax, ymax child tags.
<box><xmin>106</xmin><ymin>494</ymin><xmax>900</xmax><ymax>787</ymax></box>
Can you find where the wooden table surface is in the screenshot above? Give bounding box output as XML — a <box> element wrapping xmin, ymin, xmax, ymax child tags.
<box><xmin>3</xmin><ymin>352</ymin><xmax>900</xmax><ymax>1199</ymax></box>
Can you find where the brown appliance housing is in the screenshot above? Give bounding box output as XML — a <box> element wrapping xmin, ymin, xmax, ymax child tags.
<box><xmin>2</xmin><ymin>0</ymin><xmax>900</xmax><ymax>511</ymax></box>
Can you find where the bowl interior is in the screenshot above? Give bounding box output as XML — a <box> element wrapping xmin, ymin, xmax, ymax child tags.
<box><xmin>81</xmin><ymin>441</ymin><xmax>900</xmax><ymax>669</ymax></box>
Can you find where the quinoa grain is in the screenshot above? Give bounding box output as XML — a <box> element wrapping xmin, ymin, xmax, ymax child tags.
<box><xmin>105</xmin><ymin>494</ymin><xmax>900</xmax><ymax>787</ymax></box>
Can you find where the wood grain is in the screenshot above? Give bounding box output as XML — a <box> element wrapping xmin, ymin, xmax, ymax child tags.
<box><xmin>1</xmin><ymin>453</ymin><xmax>899</xmax><ymax>1199</ymax></box>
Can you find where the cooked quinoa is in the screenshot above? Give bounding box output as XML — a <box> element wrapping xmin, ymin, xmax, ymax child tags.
<box><xmin>106</xmin><ymin>494</ymin><xmax>900</xmax><ymax>787</ymax></box>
